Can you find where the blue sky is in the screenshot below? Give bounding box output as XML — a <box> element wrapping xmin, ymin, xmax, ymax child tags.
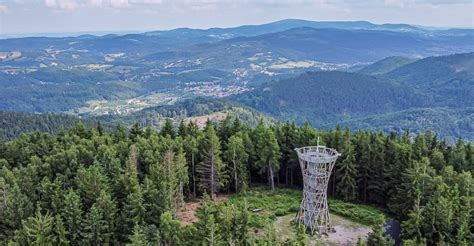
<box><xmin>0</xmin><ymin>0</ymin><xmax>473</xmax><ymax>35</ymax></box>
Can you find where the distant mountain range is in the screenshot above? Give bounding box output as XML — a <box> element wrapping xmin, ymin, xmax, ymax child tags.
<box><xmin>0</xmin><ymin>19</ymin><xmax>473</xmax><ymax>141</ymax></box>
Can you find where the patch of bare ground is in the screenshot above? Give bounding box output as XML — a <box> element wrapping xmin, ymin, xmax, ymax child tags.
<box><xmin>274</xmin><ymin>214</ymin><xmax>371</xmax><ymax>246</ymax></box>
<box><xmin>175</xmin><ymin>194</ymin><xmax>229</xmax><ymax>225</ymax></box>
<box><xmin>185</xmin><ymin>112</ymin><xmax>228</xmax><ymax>128</ymax></box>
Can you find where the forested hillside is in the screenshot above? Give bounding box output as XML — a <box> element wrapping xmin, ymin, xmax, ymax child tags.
<box><xmin>0</xmin><ymin>120</ymin><xmax>471</xmax><ymax>244</ymax></box>
<box><xmin>235</xmin><ymin>71</ymin><xmax>425</xmax><ymax>125</ymax></box>
<box><xmin>385</xmin><ymin>52</ymin><xmax>474</xmax><ymax>107</ymax></box>
<box><xmin>0</xmin><ymin>111</ymin><xmax>108</xmax><ymax>140</ymax></box>
<box><xmin>98</xmin><ymin>97</ymin><xmax>273</xmax><ymax>130</ymax></box>
<box><xmin>358</xmin><ymin>56</ymin><xmax>417</xmax><ymax>75</ymax></box>
<box><xmin>235</xmin><ymin>53</ymin><xmax>474</xmax><ymax>141</ymax></box>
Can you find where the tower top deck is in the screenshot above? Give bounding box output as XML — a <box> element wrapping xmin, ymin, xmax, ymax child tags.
<box><xmin>295</xmin><ymin>145</ymin><xmax>341</xmax><ymax>164</ymax></box>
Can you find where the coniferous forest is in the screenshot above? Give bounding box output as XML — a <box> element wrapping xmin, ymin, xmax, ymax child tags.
<box><xmin>0</xmin><ymin>117</ymin><xmax>472</xmax><ymax>245</ymax></box>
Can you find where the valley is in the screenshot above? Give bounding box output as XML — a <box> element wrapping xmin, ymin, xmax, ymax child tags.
<box><xmin>0</xmin><ymin>12</ymin><xmax>473</xmax><ymax>245</ymax></box>
<box><xmin>1</xmin><ymin>19</ymin><xmax>473</xmax><ymax>141</ymax></box>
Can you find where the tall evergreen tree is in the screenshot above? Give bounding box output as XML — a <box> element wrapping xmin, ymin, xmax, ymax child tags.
<box><xmin>225</xmin><ymin>133</ymin><xmax>249</xmax><ymax>193</ymax></box>
<box><xmin>160</xmin><ymin>119</ymin><xmax>175</xmax><ymax>138</ymax></box>
<box><xmin>129</xmin><ymin>123</ymin><xmax>144</xmax><ymax>141</ymax></box>
<box><xmin>61</xmin><ymin>189</ymin><xmax>83</xmax><ymax>244</ymax></box>
<box><xmin>337</xmin><ymin>143</ymin><xmax>358</xmax><ymax>201</ymax></box>
<box><xmin>196</xmin><ymin>123</ymin><xmax>225</xmax><ymax>199</ymax></box>
<box><xmin>255</xmin><ymin>123</ymin><xmax>281</xmax><ymax>191</ymax></box>
<box><xmin>20</xmin><ymin>207</ymin><xmax>56</xmax><ymax>245</ymax></box>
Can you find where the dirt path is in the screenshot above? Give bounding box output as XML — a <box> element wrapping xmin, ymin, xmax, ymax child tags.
<box><xmin>274</xmin><ymin>214</ymin><xmax>372</xmax><ymax>245</ymax></box>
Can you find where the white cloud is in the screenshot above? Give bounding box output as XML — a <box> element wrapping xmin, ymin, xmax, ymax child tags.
<box><xmin>0</xmin><ymin>4</ymin><xmax>8</xmax><ymax>13</ymax></box>
<box><xmin>44</xmin><ymin>0</ymin><xmax>79</xmax><ymax>10</ymax></box>
<box><xmin>43</xmin><ymin>0</ymin><xmax>135</xmax><ymax>10</ymax></box>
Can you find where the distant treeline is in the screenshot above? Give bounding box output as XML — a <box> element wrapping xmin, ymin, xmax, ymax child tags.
<box><xmin>0</xmin><ymin>111</ymin><xmax>111</xmax><ymax>140</ymax></box>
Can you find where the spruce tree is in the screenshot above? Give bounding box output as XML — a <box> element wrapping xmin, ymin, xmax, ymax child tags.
<box><xmin>54</xmin><ymin>215</ymin><xmax>69</xmax><ymax>246</ymax></box>
<box><xmin>196</xmin><ymin>123</ymin><xmax>225</xmax><ymax>199</ymax></box>
<box><xmin>159</xmin><ymin>211</ymin><xmax>182</xmax><ymax>245</ymax></box>
<box><xmin>21</xmin><ymin>207</ymin><xmax>56</xmax><ymax>244</ymax></box>
<box><xmin>61</xmin><ymin>189</ymin><xmax>83</xmax><ymax>244</ymax></box>
<box><xmin>337</xmin><ymin>143</ymin><xmax>358</xmax><ymax>201</ymax></box>
<box><xmin>129</xmin><ymin>123</ymin><xmax>144</xmax><ymax>141</ymax></box>
<box><xmin>255</xmin><ymin>123</ymin><xmax>280</xmax><ymax>191</ymax></box>
<box><xmin>160</xmin><ymin>119</ymin><xmax>175</xmax><ymax>138</ymax></box>
<box><xmin>225</xmin><ymin>133</ymin><xmax>249</xmax><ymax>193</ymax></box>
<box><xmin>183</xmin><ymin>135</ymin><xmax>199</xmax><ymax>197</ymax></box>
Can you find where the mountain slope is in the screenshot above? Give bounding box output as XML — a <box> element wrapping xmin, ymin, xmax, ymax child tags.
<box><xmin>144</xmin><ymin>27</ymin><xmax>474</xmax><ymax>66</ymax></box>
<box><xmin>235</xmin><ymin>71</ymin><xmax>425</xmax><ymax>125</ymax></box>
<box><xmin>384</xmin><ymin>52</ymin><xmax>474</xmax><ymax>107</ymax></box>
<box><xmin>346</xmin><ymin>107</ymin><xmax>474</xmax><ymax>142</ymax></box>
<box><xmin>358</xmin><ymin>56</ymin><xmax>417</xmax><ymax>75</ymax></box>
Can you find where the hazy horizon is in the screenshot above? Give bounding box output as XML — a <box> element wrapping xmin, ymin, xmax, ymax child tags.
<box><xmin>1</xmin><ymin>0</ymin><xmax>473</xmax><ymax>36</ymax></box>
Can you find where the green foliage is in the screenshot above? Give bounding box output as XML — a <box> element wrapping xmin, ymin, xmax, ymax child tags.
<box><xmin>225</xmin><ymin>132</ymin><xmax>249</xmax><ymax>192</ymax></box>
<box><xmin>328</xmin><ymin>199</ymin><xmax>386</xmax><ymax>227</ymax></box>
<box><xmin>254</xmin><ymin>121</ymin><xmax>281</xmax><ymax>191</ymax></box>
<box><xmin>0</xmin><ymin>112</ymin><xmax>110</xmax><ymax>141</ymax></box>
<box><xmin>19</xmin><ymin>207</ymin><xmax>57</xmax><ymax>245</ymax></box>
<box><xmin>367</xmin><ymin>217</ymin><xmax>394</xmax><ymax>246</ymax></box>
<box><xmin>196</xmin><ymin>123</ymin><xmax>226</xmax><ymax>198</ymax></box>
<box><xmin>0</xmin><ymin>119</ymin><xmax>471</xmax><ymax>244</ymax></box>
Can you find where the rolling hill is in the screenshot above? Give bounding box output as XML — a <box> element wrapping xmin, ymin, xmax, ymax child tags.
<box><xmin>234</xmin><ymin>52</ymin><xmax>474</xmax><ymax>140</ymax></box>
<box><xmin>384</xmin><ymin>52</ymin><xmax>474</xmax><ymax>107</ymax></box>
<box><xmin>235</xmin><ymin>71</ymin><xmax>425</xmax><ymax>124</ymax></box>
<box><xmin>358</xmin><ymin>56</ymin><xmax>417</xmax><ymax>75</ymax></box>
<box><xmin>1</xmin><ymin>20</ymin><xmax>473</xmax><ymax>140</ymax></box>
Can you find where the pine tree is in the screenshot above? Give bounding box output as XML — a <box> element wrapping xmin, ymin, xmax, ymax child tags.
<box><xmin>183</xmin><ymin>135</ymin><xmax>199</xmax><ymax>197</ymax></box>
<box><xmin>127</xmin><ymin>223</ymin><xmax>149</xmax><ymax>246</ymax></box>
<box><xmin>61</xmin><ymin>189</ymin><xmax>83</xmax><ymax>244</ymax></box>
<box><xmin>389</xmin><ymin>158</ymin><xmax>434</xmax><ymax>220</ymax></box>
<box><xmin>454</xmin><ymin>196</ymin><xmax>472</xmax><ymax>245</ymax></box>
<box><xmin>218</xmin><ymin>115</ymin><xmax>232</xmax><ymax>146</ymax></box>
<box><xmin>121</xmin><ymin>185</ymin><xmax>146</xmax><ymax>237</ymax></box>
<box><xmin>2</xmin><ymin>183</ymin><xmax>34</xmax><ymax>236</ymax></box>
<box><xmin>178</xmin><ymin>119</ymin><xmax>188</xmax><ymax>137</ymax></box>
<box><xmin>337</xmin><ymin>143</ymin><xmax>358</xmax><ymax>201</ymax></box>
<box><xmin>429</xmin><ymin>148</ymin><xmax>445</xmax><ymax>172</ymax></box>
<box><xmin>160</xmin><ymin>119</ymin><xmax>175</xmax><ymax>138</ymax></box>
<box><xmin>159</xmin><ymin>211</ymin><xmax>182</xmax><ymax>245</ymax></box>
<box><xmin>84</xmin><ymin>190</ymin><xmax>117</xmax><ymax>243</ymax></box>
<box><xmin>74</xmin><ymin>164</ymin><xmax>109</xmax><ymax>207</ymax></box>
<box><xmin>114</xmin><ymin>123</ymin><xmax>128</xmax><ymax>142</ymax></box>
<box><xmin>367</xmin><ymin>217</ymin><xmax>393</xmax><ymax>246</ymax></box>
<box><xmin>225</xmin><ymin>133</ymin><xmax>249</xmax><ymax>193</ymax></box>
<box><xmin>401</xmin><ymin>192</ymin><xmax>425</xmax><ymax>244</ymax></box>
<box><xmin>96</xmin><ymin>121</ymin><xmax>104</xmax><ymax>136</ymax></box>
<box><xmin>122</xmin><ymin>145</ymin><xmax>140</xmax><ymax>197</ymax></box>
<box><xmin>82</xmin><ymin>204</ymin><xmax>110</xmax><ymax>244</ymax></box>
<box><xmin>54</xmin><ymin>215</ymin><xmax>69</xmax><ymax>246</ymax></box>
<box><xmin>21</xmin><ymin>207</ymin><xmax>56</xmax><ymax>244</ymax></box>
<box><xmin>329</xmin><ymin>124</ymin><xmax>344</xmax><ymax>196</ymax></box>
<box><xmin>196</xmin><ymin>124</ymin><xmax>225</xmax><ymax>199</ymax></box>
<box><xmin>255</xmin><ymin>123</ymin><xmax>281</xmax><ymax>191</ymax></box>
<box><xmin>129</xmin><ymin>122</ymin><xmax>144</xmax><ymax>141</ymax></box>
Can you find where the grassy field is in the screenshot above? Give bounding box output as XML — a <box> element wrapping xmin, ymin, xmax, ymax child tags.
<box><xmin>227</xmin><ymin>186</ymin><xmax>386</xmax><ymax>228</ymax></box>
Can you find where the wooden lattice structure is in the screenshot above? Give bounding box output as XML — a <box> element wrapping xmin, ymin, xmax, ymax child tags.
<box><xmin>295</xmin><ymin>144</ymin><xmax>341</xmax><ymax>235</ymax></box>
